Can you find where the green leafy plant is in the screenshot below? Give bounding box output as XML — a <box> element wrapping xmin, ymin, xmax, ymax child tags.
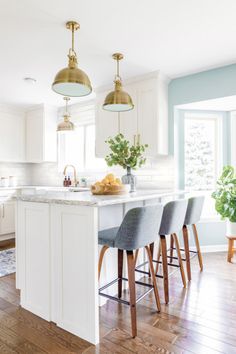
<box><xmin>105</xmin><ymin>133</ymin><xmax>148</xmax><ymax>169</ymax></box>
<box><xmin>212</xmin><ymin>165</ymin><xmax>236</xmax><ymax>222</ymax></box>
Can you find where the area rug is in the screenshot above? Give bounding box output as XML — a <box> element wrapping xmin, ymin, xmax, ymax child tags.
<box><xmin>0</xmin><ymin>248</ymin><xmax>16</xmax><ymax>277</ymax></box>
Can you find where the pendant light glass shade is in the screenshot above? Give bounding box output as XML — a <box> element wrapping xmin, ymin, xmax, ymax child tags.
<box><xmin>57</xmin><ymin>97</ymin><xmax>74</xmax><ymax>132</ymax></box>
<box><xmin>103</xmin><ymin>53</ymin><xmax>134</xmax><ymax>112</ymax></box>
<box><xmin>52</xmin><ymin>21</ymin><xmax>92</xmax><ymax>97</ymax></box>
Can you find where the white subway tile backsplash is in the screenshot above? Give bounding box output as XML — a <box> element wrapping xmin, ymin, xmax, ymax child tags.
<box><xmin>0</xmin><ymin>155</ymin><xmax>175</xmax><ymax>189</ymax></box>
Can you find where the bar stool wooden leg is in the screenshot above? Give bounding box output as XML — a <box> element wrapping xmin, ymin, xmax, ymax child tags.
<box><xmin>182</xmin><ymin>225</ymin><xmax>191</xmax><ymax>281</ymax></box>
<box><xmin>127</xmin><ymin>250</ymin><xmax>137</xmax><ymax>338</ymax></box>
<box><xmin>134</xmin><ymin>249</ymin><xmax>139</xmax><ymax>266</ymax></box>
<box><xmin>160</xmin><ymin>235</ymin><xmax>169</xmax><ymax>304</ymax></box>
<box><xmin>192</xmin><ymin>224</ymin><xmax>203</xmax><ymax>271</ymax></box>
<box><xmin>169</xmin><ymin>234</ymin><xmax>174</xmax><ymax>264</ymax></box>
<box><xmin>145</xmin><ymin>245</ymin><xmax>161</xmax><ymax>312</ymax></box>
<box><xmin>227</xmin><ymin>238</ymin><xmax>234</xmax><ymax>262</ymax></box>
<box><xmin>118</xmin><ymin>249</ymin><xmax>123</xmax><ymax>298</ymax></box>
<box><xmin>148</xmin><ymin>242</ymin><xmax>154</xmax><ymax>276</ymax></box>
<box><xmin>98</xmin><ymin>245</ymin><xmax>109</xmax><ymax>281</ymax></box>
<box><xmin>173</xmin><ymin>233</ymin><xmax>186</xmax><ymax>288</ymax></box>
<box><xmin>155</xmin><ymin>240</ymin><xmax>162</xmax><ymax>275</ymax></box>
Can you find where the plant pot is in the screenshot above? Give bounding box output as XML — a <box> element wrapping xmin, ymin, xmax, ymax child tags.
<box><xmin>226</xmin><ymin>220</ymin><xmax>236</xmax><ymax>236</ymax></box>
<box><xmin>121</xmin><ymin>167</ymin><xmax>137</xmax><ymax>193</ymax></box>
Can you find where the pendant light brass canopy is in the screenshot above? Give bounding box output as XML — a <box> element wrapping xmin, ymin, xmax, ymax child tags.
<box><xmin>57</xmin><ymin>97</ymin><xmax>74</xmax><ymax>132</ymax></box>
<box><xmin>52</xmin><ymin>21</ymin><xmax>92</xmax><ymax>97</ymax></box>
<box><xmin>103</xmin><ymin>53</ymin><xmax>134</xmax><ymax>112</ymax></box>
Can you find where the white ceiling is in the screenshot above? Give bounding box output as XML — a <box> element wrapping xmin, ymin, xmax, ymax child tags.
<box><xmin>177</xmin><ymin>95</ymin><xmax>236</xmax><ymax>111</ymax></box>
<box><xmin>1</xmin><ymin>0</ymin><xmax>236</xmax><ymax>108</ymax></box>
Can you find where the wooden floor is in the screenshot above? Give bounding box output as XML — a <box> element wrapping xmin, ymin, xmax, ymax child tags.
<box><xmin>0</xmin><ymin>241</ymin><xmax>235</xmax><ymax>353</ymax></box>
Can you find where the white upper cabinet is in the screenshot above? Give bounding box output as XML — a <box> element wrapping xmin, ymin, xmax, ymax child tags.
<box><xmin>26</xmin><ymin>105</ymin><xmax>57</xmax><ymax>163</ymax></box>
<box><xmin>95</xmin><ymin>91</ymin><xmax>119</xmax><ymax>157</ymax></box>
<box><xmin>0</xmin><ymin>105</ymin><xmax>25</xmax><ymax>162</ymax></box>
<box><xmin>95</xmin><ymin>72</ymin><xmax>169</xmax><ymax>158</ymax></box>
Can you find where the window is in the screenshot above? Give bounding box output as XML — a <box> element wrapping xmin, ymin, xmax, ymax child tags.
<box><xmin>58</xmin><ymin>104</ymin><xmax>106</xmax><ymax>172</ymax></box>
<box><xmin>177</xmin><ymin>111</ymin><xmax>225</xmax><ymax>219</ymax></box>
<box><xmin>184</xmin><ymin>114</ymin><xmax>222</xmax><ymax>191</ymax></box>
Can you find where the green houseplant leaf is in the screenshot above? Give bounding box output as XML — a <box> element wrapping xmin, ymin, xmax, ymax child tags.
<box><xmin>212</xmin><ymin>165</ymin><xmax>236</xmax><ymax>222</ymax></box>
<box><xmin>105</xmin><ymin>133</ymin><xmax>148</xmax><ymax>170</ymax></box>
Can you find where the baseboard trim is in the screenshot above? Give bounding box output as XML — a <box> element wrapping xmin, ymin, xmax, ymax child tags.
<box><xmin>192</xmin><ymin>244</ymin><xmax>228</xmax><ymax>253</ymax></box>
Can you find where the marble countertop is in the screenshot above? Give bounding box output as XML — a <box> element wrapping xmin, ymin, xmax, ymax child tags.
<box><xmin>15</xmin><ymin>189</ymin><xmax>187</xmax><ymax>207</ymax></box>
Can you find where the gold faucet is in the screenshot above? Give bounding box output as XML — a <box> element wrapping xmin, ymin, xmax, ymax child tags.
<box><xmin>63</xmin><ymin>165</ymin><xmax>78</xmax><ymax>187</ymax></box>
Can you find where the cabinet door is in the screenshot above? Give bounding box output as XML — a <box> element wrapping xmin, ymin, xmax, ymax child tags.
<box><xmin>26</xmin><ymin>108</ymin><xmax>44</xmax><ymax>162</ymax></box>
<box><xmin>137</xmin><ymin>79</ymin><xmax>159</xmax><ymax>156</ymax></box>
<box><xmin>17</xmin><ymin>201</ymin><xmax>51</xmax><ymax>320</ymax></box>
<box><xmin>0</xmin><ymin>112</ymin><xmax>25</xmax><ymax>162</ymax></box>
<box><xmin>119</xmin><ymin>85</ymin><xmax>138</xmax><ymax>144</ymax></box>
<box><xmin>95</xmin><ymin>92</ymin><xmax>119</xmax><ymax>157</ymax></box>
<box><xmin>0</xmin><ymin>201</ymin><xmax>15</xmax><ymax>235</ymax></box>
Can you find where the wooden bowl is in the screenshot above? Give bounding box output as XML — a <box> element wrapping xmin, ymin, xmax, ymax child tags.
<box><xmin>91</xmin><ymin>184</ymin><xmax>127</xmax><ymax>195</ymax></box>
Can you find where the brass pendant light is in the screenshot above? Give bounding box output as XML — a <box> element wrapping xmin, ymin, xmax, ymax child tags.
<box><xmin>103</xmin><ymin>53</ymin><xmax>134</xmax><ymax>112</ymax></box>
<box><xmin>57</xmin><ymin>97</ymin><xmax>74</xmax><ymax>132</ymax></box>
<box><xmin>52</xmin><ymin>21</ymin><xmax>92</xmax><ymax>97</ymax></box>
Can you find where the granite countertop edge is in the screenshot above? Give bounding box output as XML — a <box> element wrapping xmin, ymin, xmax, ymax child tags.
<box><xmin>15</xmin><ymin>190</ymin><xmax>188</xmax><ymax>207</ymax></box>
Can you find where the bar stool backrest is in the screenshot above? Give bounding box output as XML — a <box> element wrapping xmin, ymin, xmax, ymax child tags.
<box><xmin>159</xmin><ymin>199</ymin><xmax>188</xmax><ymax>235</ymax></box>
<box><xmin>184</xmin><ymin>196</ymin><xmax>205</xmax><ymax>225</ymax></box>
<box><xmin>115</xmin><ymin>204</ymin><xmax>163</xmax><ymax>251</ymax></box>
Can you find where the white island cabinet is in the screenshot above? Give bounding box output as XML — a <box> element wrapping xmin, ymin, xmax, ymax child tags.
<box><xmin>15</xmin><ymin>189</ymin><xmax>185</xmax><ymax>345</ymax></box>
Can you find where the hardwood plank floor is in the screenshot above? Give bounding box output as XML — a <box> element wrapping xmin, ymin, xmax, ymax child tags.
<box><xmin>0</xmin><ymin>244</ymin><xmax>235</xmax><ymax>353</ymax></box>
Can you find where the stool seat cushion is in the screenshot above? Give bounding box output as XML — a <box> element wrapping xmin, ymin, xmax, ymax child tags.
<box><xmin>98</xmin><ymin>227</ymin><xmax>119</xmax><ymax>247</ymax></box>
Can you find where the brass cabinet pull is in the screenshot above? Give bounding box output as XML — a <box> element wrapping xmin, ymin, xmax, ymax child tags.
<box><xmin>2</xmin><ymin>204</ymin><xmax>4</xmax><ymax>218</ymax></box>
<box><xmin>137</xmin><ymin>133</ymin><xmax>141</xmax><ymax>144</ymax></box>
<box><xmin>133</xmin><ymin>134</ymin><xmax>136</xmax><ymax>146</ymax></box>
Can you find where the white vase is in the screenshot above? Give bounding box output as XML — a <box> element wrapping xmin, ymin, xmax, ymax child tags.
<box><xmin>226</xmin><ymin>220</ymin><xmax>236</xmax><ymax>235</ymax></box>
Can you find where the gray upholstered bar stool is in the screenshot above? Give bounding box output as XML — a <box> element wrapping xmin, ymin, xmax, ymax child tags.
<box><xmin>98</xmin><ymin>204</ymin><xmax>163</xmax><ymax>338</ymax></box>
<box><xmin>181</xmin><ymin>196</ymin><xmax>205</xmax><ymax>281</ymax></box>
<box><xmin>155</xmin><ymin>199</ymin><xmax>188</xmax><ymax>304</ymax></box>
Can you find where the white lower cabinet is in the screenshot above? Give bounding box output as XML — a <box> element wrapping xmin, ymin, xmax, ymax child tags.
<box><xmin>16</xmin><ymin>202</ymin><xmax>51</xmax><ymax>320</ymax></box>
<box><xmin>16</xmin><ymin>201</ymin><xmax>99</xmax><ymax>344</ymax></box>
<box><xmin>0</xmin><ymin>201</ymin><xmax>15</xmax><ymax>235</ymax></box>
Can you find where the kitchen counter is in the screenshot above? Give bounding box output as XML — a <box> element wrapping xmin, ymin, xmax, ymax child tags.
<box><xmin>15</xmin><ymin>188</ymin><xmax>187</xmax><ymax>345</ymax></box>
<box><xmin>16</xmin><ymin>188</ymin><xmax>186</xmax><ymax>206</ymax></box>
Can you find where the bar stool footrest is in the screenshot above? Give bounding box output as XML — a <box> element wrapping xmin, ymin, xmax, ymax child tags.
<box><xmin>99</xmin><ymin>277</ymin><xmax>154</xmax><ymax>305</ymax></box>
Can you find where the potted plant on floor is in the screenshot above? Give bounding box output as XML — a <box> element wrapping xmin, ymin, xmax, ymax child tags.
<box><xmin>105</xmin><ymin>133</ymin><xmax>148</xmax><ymax>192</ymax></box>
<box><xmin>212</xmin><ymin>165</ymin><xmax>236</xmax><ymax>235</ymax></box>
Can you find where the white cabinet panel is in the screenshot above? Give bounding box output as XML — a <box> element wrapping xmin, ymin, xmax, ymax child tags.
<box><xmin>26</xmin><ymin>108</ymin><xmax>44</xmax><ymax>162</ymax></box>
<box><xmin>95</xmin><ymin>92</ymin><xmax>119</xmax><ymax>157</ymax></box>
<box><xmin>0</xmin><ymin>201</ymin><xmax>15</xmax><ymax>235</ymax></box>
<box><xmin>0</xmin><ymin>110</ymin><xmax>25</xmax><ymax>162</ymax></box>
<box><xmin>51</xmin><ymin>204</ymin><xmax>99</xmax><ymax>344</ymax></box>
<box><xmin>119</xmin><ymin>85</ymin><xmax>138</xmax><ymax>143</ymax></box>
<box><xmin>26</xmin><ymin>105</ymin><xmax>57</xmax><ymax>163</ymax></box>
<box><xmin>17</xmin><ymin>201</ymin><xmax>51</xmax><ymax>320</ymax></box>
<box><xmin>137</xmin><ymin>78</ymin><xmax>158</xmax><ymax>156</ymax></box>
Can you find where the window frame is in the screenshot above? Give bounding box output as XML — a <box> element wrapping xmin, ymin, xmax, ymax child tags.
<box><xmin>175</xmin><ymin>109</ymin><xmax>230</xmax><ymax>220</ymax></box>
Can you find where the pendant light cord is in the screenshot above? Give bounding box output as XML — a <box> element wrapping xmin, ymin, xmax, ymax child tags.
<box><xmin>72</xmin><ymin>23</ymin><xmax>75</xmax><ymax>53</ymax></box>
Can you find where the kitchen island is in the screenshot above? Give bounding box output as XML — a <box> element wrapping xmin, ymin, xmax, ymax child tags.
<box><xmin>15</xmin><ymin>189</ymin><xmax>186</xmax><ymax>345</ymax></box>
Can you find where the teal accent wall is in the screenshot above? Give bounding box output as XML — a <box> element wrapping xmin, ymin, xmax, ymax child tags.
<box><xmin>169</xmin><ymin>63</ymin><xmax>236</xmax><ymax>154</ymax></box>
<box><xmin>168</xmin><ymin>64</ymin><xmax>236</xmax><ymax>248</ymax></box>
